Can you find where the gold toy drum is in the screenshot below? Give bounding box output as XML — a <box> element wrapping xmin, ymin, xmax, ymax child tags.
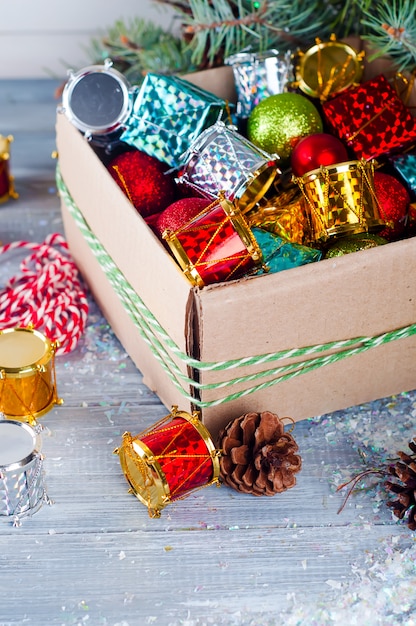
<box><xmin>0</xmin><ymin>327</ymin><xmax>62</xmax><ymax>424</ymax></box>
<box><xmin>0</xmin><ymin>417</ymin><xmax>50</xmax><ymax>525</ymax></box>
<box><xmin>177</xmin><ymin>120</ymin><xmax>279</xmax><ymax>213</ymax></box>
<box><xmin>115</xmin><ymin>406</ymin><xmax>221</xmax><ymax>518</ymax></box>
<box><xmin>293</xmin><ymin>159</ymin><xmax>386</xmax><ymax>244</ymax></box>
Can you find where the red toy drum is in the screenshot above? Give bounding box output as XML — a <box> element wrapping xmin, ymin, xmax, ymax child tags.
<box><xmin>115</xmin><ymin>407</ymin><xmax>221</xmax><ymax>518</ymax></box>
<box><xmin>0</xmin><ymin>135</ymin><xmax>18</xmax><ymax>203</ymax></box>
<box><xmin>162</xmin><ymin>195</ymin><xmax>263</xmax><ymax>286</ymax></box>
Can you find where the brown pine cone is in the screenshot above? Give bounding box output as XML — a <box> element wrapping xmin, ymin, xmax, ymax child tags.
<box><xmin>218</xmin><ymin>411</ymin><xmax>302</xmax><ymax>496</ymax></box>
<box><xmin>385</xmin><ymin>439</ymin><xmax>416</xmax><ymax>530</ymax></box>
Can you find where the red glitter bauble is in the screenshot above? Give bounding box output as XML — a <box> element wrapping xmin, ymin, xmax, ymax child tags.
<box><xmin>154</xmin><ymin>197</ymin><xmax>212</xmax><ymax>237</ymax></box>
<box><xmin>374</xmin><ymin>172</ymin><xmax>410</xmax><ymax>240</ymax></box>
<box><xmin>107</xmin><ymin>149</ymin><xmax>176</xmax><ymax>218</ymax></box>
<box><xmin>291</xmin><ymin>133</ymin><xmax>348</xmax><ymax>176</ymax></box>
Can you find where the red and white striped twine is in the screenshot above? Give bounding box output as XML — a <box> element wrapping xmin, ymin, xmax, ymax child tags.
<box><xmin>0</xmin><ymin>233</ymin><xmax>89</xmax><ymax>354</ymax></box>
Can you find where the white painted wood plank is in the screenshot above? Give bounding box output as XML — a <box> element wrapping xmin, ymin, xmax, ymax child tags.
<box><xmin>1</xmin><ymin>0</ymin><xmax>175</xmax><ymax>31</ymax></box>
<box><xmin>0</xmin><ymin>1</ymin><xmax>178</xmax><ymax>78</ymax></box>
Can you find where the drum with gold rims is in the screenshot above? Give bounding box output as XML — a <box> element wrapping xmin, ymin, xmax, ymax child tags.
<box><xmin>0</xmin><ymin>417</ymin><xmax>50</xmax><ymax>525</ymax></box>
<box><xmin>115</xmin><ymin>407</ymin><xmax>221</xmax><ymax>518</ymax></box>
<box><xmin>0</xmin><ymin>327</ymin><xmax>62</xmax><ymax>424</ymax></box>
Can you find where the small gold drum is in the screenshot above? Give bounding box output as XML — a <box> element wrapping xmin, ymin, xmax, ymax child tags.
<box><xmin>115</xmin><ymin>407</ymin><xmax>221</xmax><ymax>518</ymax></box>
<box><xmin>0</xmin><ymin>327</ymin><xmax>62</xmax><ymax>424</ymax></box>
<box><xmin>293</xmin><ymin>159</ymin><xmax>386</xmax><ymax>244</ymax></box>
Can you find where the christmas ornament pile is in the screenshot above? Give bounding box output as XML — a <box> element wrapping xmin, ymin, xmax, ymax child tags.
<box><xmin>60</xmin><ymin>37</ymin><xmax>416</xmax><ymax>287</ymax></box>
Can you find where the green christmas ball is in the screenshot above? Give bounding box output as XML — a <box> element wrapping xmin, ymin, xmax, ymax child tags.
<box><xmin>247</xmin><ymin>92</ymin><xmax>323</xmax><ymax>163</ymax></box>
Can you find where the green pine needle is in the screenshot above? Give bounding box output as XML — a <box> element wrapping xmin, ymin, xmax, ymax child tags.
<box><xmin>361</xmin><ymin>0</ymin><xmax>416</xmax><ymax>72</ymax></box>
<box><xmin>85</xmin><ymin>17</ymin><xmax>193</xmax><ymax>84</ymax></box>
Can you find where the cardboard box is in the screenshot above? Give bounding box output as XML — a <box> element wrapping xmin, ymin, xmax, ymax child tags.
<box><xmin>56</xmin><ymin>65</ymin><xmax>416</xmax><ymax>441</ymax></box>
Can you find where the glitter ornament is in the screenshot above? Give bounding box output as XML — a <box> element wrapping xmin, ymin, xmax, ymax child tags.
<box><xmin>291</xmin><ymin>132</ymin><xmax>348</xmax><ymax>177</ymax></box>
<box><xmin>107</xmin><ymin>149</ymin><xmax>177</xmax><ymax>218</ymax></box>
<box><xmin>324</xmin><ymin>233</ymin><xmax>388</xmax><ymax>258</ymax></box>
<box><xmin>373</xmin><ymin>172</ymin><xmax>410</xmax><ymax>241</ymax></box>
<box><xmin>247</xmin><ymin>92</ymin><xmax>323</xmax><ymax>163</ymax></box>
<box><xmin>154</xmin><ymin>197</ymin><xmax>212</xmax><ymax>237</ymax></box>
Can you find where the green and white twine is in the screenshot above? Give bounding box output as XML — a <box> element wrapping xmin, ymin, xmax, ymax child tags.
<box><xmin>56</xmin><ymin>166</ymin><xmax>416</xmax><ymax>408</ymax></box>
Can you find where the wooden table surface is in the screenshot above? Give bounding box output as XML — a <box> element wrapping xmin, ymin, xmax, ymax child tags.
<box><xmin>1</xmin><ymin>79</ymin><xmax>416</xmax><ymax>626</ymax></box>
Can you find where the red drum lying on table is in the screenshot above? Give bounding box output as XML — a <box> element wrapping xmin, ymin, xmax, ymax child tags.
<box><xmin>0</xmin><ymin>327</ymin><xmax>62</xmax><ymax>425</ymax></box>
<box><xmin>115</xmin><ymin>407</ymin><xmax>221</xmax><ymax>518</ymax></box>
<box><xmin>162</xmin><ymin>195</ymin><xmax>263</xmax><ymax>286</ymax></box>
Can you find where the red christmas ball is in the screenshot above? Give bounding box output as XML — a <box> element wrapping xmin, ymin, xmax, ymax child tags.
<box><xmin>154</xmin><ymin>197</ymin><xmax>212</xmax><ymax>237</ymax></box>
<box><xmin>374</xmin><ymin>171</ymin><xmax>410</xmax><ymax>240</ymax></box>
<box><xmin>291</xmin><ymin>133</ymin><xmax>349</xmax><ymax>176</ymax></box>
<box><xmin>107</xmin><ymin>149</ymin><xmax>177</xmax><ymax>218</ymax></box>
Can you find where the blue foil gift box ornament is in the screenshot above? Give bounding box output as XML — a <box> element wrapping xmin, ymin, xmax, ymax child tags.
<box><xmin>252</xmin><ymin>227</ymin><xmax>322</xmax><ymax>274</ymax></box>
<box><xmin>121</xmin><ymin>73</ymin><xmax>231</xmax><ymax>168</ymax></box>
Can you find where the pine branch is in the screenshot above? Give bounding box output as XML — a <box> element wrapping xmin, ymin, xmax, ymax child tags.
<box><xmin>155</xmin><ymin>0</ymin><xmax>336</xmax><ymax>68</ymax></box>
<box><xmin>85</xmin><ymin>17</ymin><xmax>194</xmax><ymax>83</ymax></box>
<box><xmin>361</xmin><ymin>0</ymin><xmax>416</xmax><ymax>72</ymax></box>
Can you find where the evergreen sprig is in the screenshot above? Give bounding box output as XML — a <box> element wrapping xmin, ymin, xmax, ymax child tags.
<box><xmin>154</xmin><ymin>0</ymin><xmax>336</xmax><ymax>68</ymax></box>
<box><xmin>360</xmin><ymin>0</ymin><xmax>416</xmax><ymax>72</ymax></box>
<box><xmin>86</xmin><ymin>17</ymin><xmax>194</xmax><ymax>84</ymax></box>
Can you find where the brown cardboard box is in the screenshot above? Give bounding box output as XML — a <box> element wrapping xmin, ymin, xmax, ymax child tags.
<box><xmin>56</xmin><ymin>64</ymin><xmax>416</xmax><ymax>441</ymax></box>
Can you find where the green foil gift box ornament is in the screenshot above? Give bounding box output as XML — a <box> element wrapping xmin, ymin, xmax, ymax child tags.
<box><xmin>121</xmin><ymin>73</ymin><xmax>232</xmax><ymax>168</ymax></box>
<box><xmin>252</xmin><ymin>227</ymin><xmax>322</xmax><ymax>275</ymax></box>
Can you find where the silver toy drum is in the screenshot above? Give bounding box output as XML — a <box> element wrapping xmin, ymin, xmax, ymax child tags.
<box><xmin>59</xmin><ymin>58</ymin><xmax>135</xmax><ymax>142</ymax></box>
<box><xmin>225</xmin><ymin>49</ymin><xmax>294</xmax><ymax>119</ymax></box>
<box><xmin>177</xmin><ymin>121</ymin><xmax>279</xmax><ymax>213</ymax></box>
<box><xmin>0</xmin><ymin>418</ymin><xmax>49</xmax><ymax>525</ymax></box>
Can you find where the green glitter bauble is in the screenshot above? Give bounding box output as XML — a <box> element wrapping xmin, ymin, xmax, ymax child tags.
<box><xmin>324</xmin><ymin>233</ymin><xmax>388</xmax><ymax>258</ymax></box>
<box><xmin>247</xmin><ymin>92</ymin><xmax>323</xmax><ymax>163</ymax></box>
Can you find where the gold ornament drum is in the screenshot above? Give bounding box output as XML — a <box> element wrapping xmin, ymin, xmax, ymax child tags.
<box><xmin>115</xmin><ymin>407</ymin><xmax>221</xmax><ymax>518</ymax></box>
<box><xmin>0</xmin><ymin>327</ymin><xmax>62</xmax><ymax>424</ymax></box>
<box><xmin>0</xmin><ymin>135</ymin><xmax>18</xmax><ymax>203</ymax></box>
<box><xmin>0</xmin><ymin>417</ymin><xmax>49</xmax><ymax>525</ymax></box>
<box><xmin>177</xmin><ymin>120</ymin><xmax>279</xmax><ymax>213</ymax></box>
<box><xmin>293</xmin><ymin>159</ymin><xmax>386</xmax><ymax>244</ymax></box>
<box><xmin>294</xmin><ymin>35</ymin><xmax>365</xmax><ymax>101</ymax></box>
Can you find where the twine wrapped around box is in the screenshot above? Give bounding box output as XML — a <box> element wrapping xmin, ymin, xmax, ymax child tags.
<box><xmin>56</xmin><ymin>166</ymin><xmax>416</xmax><ymax>409</ymax></box>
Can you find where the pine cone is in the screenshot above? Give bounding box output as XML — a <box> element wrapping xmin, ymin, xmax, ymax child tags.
<box><xmin>385</xmin><ymin>439</ymin><xmax>416</xmax><ymax>530</ymax></box>
<box><xmin>218</xmin><ymin>411</ymin><xmax>302</xmax><ymax>496</ymax></box>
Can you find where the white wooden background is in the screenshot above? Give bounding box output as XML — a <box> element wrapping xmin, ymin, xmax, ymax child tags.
<box><xmin>0</xmin><ymin>0</ymin><xmax>176</xmax><ymax>79</ymax></box>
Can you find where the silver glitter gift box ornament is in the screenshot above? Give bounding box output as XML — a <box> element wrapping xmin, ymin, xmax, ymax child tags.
<box><xmin>225</xmin><ymin>49</ymin><xmax>294</xmax><ymax>119</ymax></box>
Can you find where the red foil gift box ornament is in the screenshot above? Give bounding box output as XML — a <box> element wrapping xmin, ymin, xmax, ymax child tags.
<box><xmin>322</xmin><ymin>74</ymin><xmax>416</xmax><ymax>161</ymax></box>
<box><xmin>162</xmin><ymin>195</ymin><xmax>263</xmax><ymax>287</ymax></box>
